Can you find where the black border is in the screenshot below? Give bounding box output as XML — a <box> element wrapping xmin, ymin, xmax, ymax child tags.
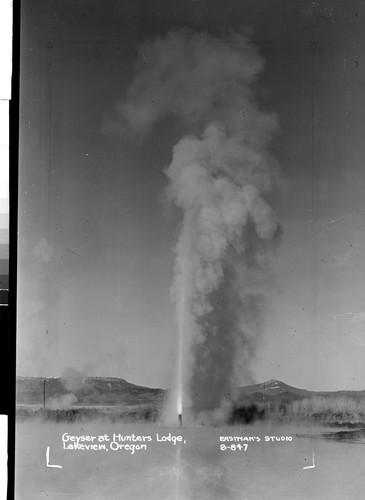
<box><xmin>8</xmin><ymin>0</ymin><xmax>20</xmax><ymax>498</ymax></box>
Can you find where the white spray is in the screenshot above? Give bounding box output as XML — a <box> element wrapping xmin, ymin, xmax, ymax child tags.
<box><xmin>114</xmin><ymin>28</ymin><xmax>281</xmax><ymax>418</ymax></box>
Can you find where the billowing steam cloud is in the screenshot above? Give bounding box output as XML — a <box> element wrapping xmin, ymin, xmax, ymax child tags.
<box><xmin>113</xmin><ymin>28</ymin><xmax>281</xmax><ymax>413</ymax></box>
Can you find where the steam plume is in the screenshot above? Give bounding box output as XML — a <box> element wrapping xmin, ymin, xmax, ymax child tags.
<box><xmin>114</xmin><ymin>28</ymin><xmax>281</xmax><ymax>413</ymax></box>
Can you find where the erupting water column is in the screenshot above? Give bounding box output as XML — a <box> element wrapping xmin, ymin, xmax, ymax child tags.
<box><xmin>175</xmin><ymin>272</ymin><xmax>185</xmax><ymax>426</ymax></box>
<box><xmin>174</xmin><ymin>212</ymin><xmax>195</xmax><ymax>427</ymax></box>
<box><xmin>175</xmin><ymin>274</ymin><xmax>187</xmax><ymax>426</ymax></box>
<box><xmin>114</xmin><ymin>28</ymin><xmax>281</xmax><ymax>430</ymax></box>
<box><xmin>176</xmin><ymin>316</ymin><xmax>183</xmax><ymax>426</ymax></box>
<box><xmin>176</xmin><ymin>285</ymin><xmax>187</xmax><ymax>426</ymax></box>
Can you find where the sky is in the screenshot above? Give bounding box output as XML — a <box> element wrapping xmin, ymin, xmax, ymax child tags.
<box><xmin>17</xmin><ymin>0</ymin><xmax>365</xmax><ymax>392</ymax></box>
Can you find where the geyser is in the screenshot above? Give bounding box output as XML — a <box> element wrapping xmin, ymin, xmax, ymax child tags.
<box><xmin>115</xmin><ymin>28</ymin><xmax>281</xmax><ymax>417</ymax></box>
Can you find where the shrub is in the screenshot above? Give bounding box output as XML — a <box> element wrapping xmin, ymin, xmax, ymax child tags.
<box><xmin>228</xmin><ymin>403</ymin><xmax>265</xmax><ymax>425</ymax></box>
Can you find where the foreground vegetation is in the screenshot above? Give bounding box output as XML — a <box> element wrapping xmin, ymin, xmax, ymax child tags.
<box><xmin>16</xmin><ymin>404</ymin><xmax>161</xmax><ymax>423</ymax></box>
<box><xmin>16</xmin><ymin>394</ymin><xmax>365</xmax><ymax>427</ymax></box>
<box><xmin>282</xmin><ymin>394</ymin><xmax>365</xmax><ymax>426</ymax></box>
<box><xmin>230</xmin><ymin>394</ymin><xmax>365</xmax><ymax>426</ymax></box>
<box><xmin>16</xmin><ymin>376</ymin><xmax>365</xmax><ymax>427</ymax></box>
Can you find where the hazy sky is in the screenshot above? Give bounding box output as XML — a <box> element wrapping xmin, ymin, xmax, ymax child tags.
<box><xmin>18</xmin><ymin>0</ymin><xmax>365</xmax><ymax>391</ymax></box>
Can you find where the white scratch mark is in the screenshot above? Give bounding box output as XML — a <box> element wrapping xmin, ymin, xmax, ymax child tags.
<box><xmin>334</xmin><ymin>311</ymin><xmax>365</xmax><ymax>324</ymax></box>
<box><xmin>303</xmin><ymin>452</ymin><xmax>315</xmax><ymax>470</ymax></box>
<box><xmin>142</xmin><ymin>52</ymin><xmax>149</xmax><ymax>64</ymax></box>
<box><xmin>46</xmin><ymin>446</ymin><xmax>62</xmax><ymax>469</ymax></box>
<box><xmin>326</xmin><ymin>215</ymin><xmax>348</xmax><ymax>224</ymax></box>
<box><xmin>335</xmin><ymin>312</ymin><xmax>356</xmax><ymax>321</ymax></box>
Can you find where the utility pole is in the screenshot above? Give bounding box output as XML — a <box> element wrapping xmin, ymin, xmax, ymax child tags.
<box><xmin>44</xmin><ymin>329</ymin><xmax>48</xmax><ymax>409</ymax></box>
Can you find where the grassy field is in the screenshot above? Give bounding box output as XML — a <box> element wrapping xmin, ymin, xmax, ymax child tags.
<box><xmin>16</xmin><ymin>403</ymin><xmax>161</xmax><ymax>424</ymax></box>
<box><xmin>282</xmin><ymin>394</ymin><xmax>365</xmax><ymax>425</ymax></box>
<box><xmin>230</xmin><ymin>395</ymin><xmax>365</xmax><ymax>426</ymax></box>
<box><xmin>17</xmin><ymin>395</ymin><xmax>365</xmax><ymax>428</ymax></box>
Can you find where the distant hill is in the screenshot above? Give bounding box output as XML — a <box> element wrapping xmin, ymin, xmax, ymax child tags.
<box><xmin>234</xmin><ymin>379</ymin><xmax>365</xmax><ymax>405</ymax></box>
<box><xmin>234</xmin><ymin>379</ymin><xmax>310</xmax><ymax>404</ymax></box>
<box><xmin>16</xmin><ymin>376</ymin><xmax>365</xmax><ymax>409</ymax></box>
<box><xmin>16</xmin><ymin>376</ymin><xmax>165</xmax><ymax>407</ymax></box>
